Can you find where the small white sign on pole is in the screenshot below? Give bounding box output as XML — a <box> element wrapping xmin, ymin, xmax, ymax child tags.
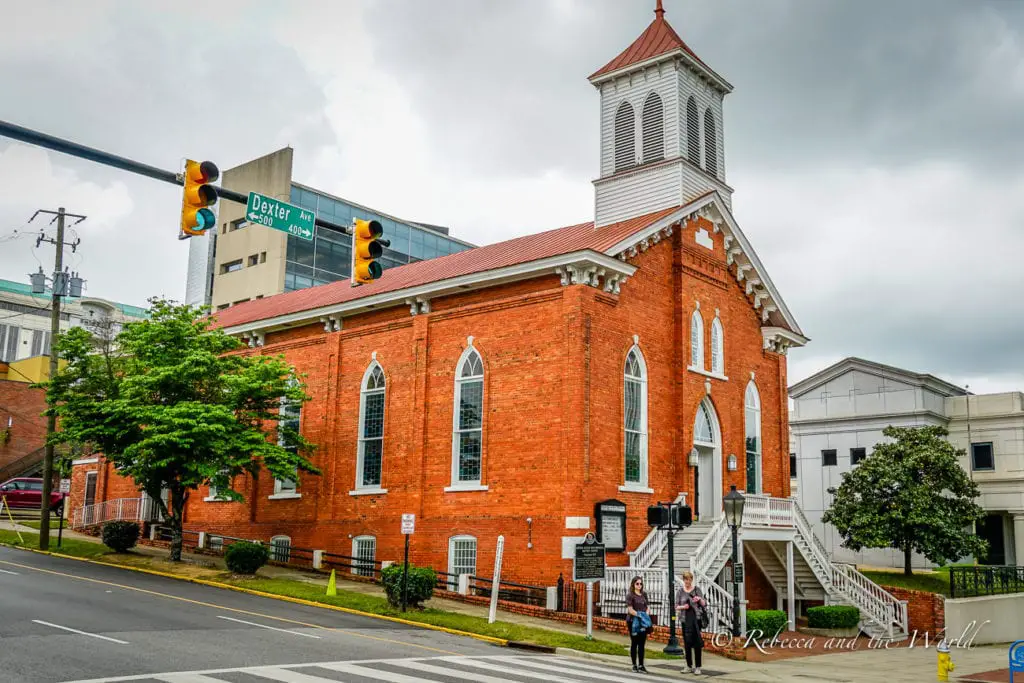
<box><xmin>59</xmin><ymin>479</ymin><xmax>71</xmax><ymax>494</ymax></box>
<box><xmin>401</xmin><ymin>513</ymin><xmax>415</xmax><ymax>535</ymax></box>
<box><xmin>488</xmin><ymin>535</ymin><xmax>505</xmax><ymax>624</ymax></box>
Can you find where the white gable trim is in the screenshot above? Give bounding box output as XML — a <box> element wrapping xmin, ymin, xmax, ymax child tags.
<box><xmin>224</xmin><ymin>250</ymin><xmax>637</xmax><ymax>338</ymax></box>
<box><xmin>604</xmin><ymin>192</ymin><xmax>807</xmax><ymax>343</ymax></box>
<box><xmin>590</xmin><ymin>49</ymin><xmax>733</xmax><ymax>95</ymax></box>
<box><xmin>788</xmin><ymin>357</ymin><xmax>966</xmax><ymax>399</ymax></box>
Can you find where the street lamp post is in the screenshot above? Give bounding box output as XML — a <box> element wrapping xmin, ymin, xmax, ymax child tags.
<box><xmin>723</xmin><ymin>485</ymin><xmax>746</xmax><ymax>638</ymax></box>
<box><xmin>647</xmin><ymin>500</ymin><xmax>691</xmax><ymax>656</ymax></box>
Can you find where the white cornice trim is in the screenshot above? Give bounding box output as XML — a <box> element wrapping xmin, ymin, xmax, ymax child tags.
<box><xmin>589</xmin><ymin>49</ymin><xmax>733</xmax><ymax>94</ymax></box>
<box><xmin>71</xmin><ymin>457</ymin><xmax>99</xmax><ymax>466</ymax></box>
<box><xmin>788</xmin><ymin>357</ymin><xmax>966</xmax><ymax>398</ymax></box>
<box><xmin>224</xmin><ymin>250</ymin><xmax>637</xmax><ymax>337</ymax></box>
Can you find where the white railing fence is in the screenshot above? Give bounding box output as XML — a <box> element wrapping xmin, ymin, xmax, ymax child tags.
<box><xmin>72</xmin><ymin>496</ymin><xmax>161</xmax><ymax>528</ymax></box>
<box><xmin>742</xmin><ymin>493</ymin><xmax>795</xmax><ymax>528</ymax></box>
<box><xmin>689</xmin><ymin>514</ymin><xmax>729</xmax><ymax>577</ymax></box>
<box><xmin>628</xmin><ymin>492</ymin><xmax>686</xmax><ymax>568</ymax></box>
<box><xmin>602</xmin><ymin>567</ymin><xmax>673</xmax><ymax>623</ymax></box>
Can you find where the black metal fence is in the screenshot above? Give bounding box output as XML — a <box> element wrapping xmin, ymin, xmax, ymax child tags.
<box><xmin>556</xmin><ymin>574</ymin><xmax>591</xmax><ymax>615</ymax></box>
<box><xmin>467</xmin><ymin>575</ymin><xmax>547</xmax><ymax>607</ymax></box>
<box><xmin>949</xmin><ymin>565</ymin><xmax>1024</xmax><ymax>598</ymax></box>
<box><xmin>321</xmin><ymin>551</ymin><xmax>382</xmax><ymax>581</ymax></box>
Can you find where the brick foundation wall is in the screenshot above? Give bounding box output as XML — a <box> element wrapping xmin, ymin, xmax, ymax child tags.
<box><xmin>881</xmin><ymin>586</ymin><xmax>945</xmax><ymax>637</ymax></box>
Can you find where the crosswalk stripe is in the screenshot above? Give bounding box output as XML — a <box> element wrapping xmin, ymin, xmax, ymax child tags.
<box><xmin>494</xmin><ymin>655</ymin><xmax>680</xmax><ymax>682</ymax></box>
<box><xmin>438</xmin><ymin>656</ymin><xmax>590</xmax><ymax>682</ymax></box>
<box><xmin>318</xmin><ymin>661</ymin><xmax>439</xmax><ymax>682</ymax></box>
<box><xmin>153</xmin><ymin>675</ymin><xmax>228</xmax><ymax>683</ymax></box>
<box><xmin>387</xmin><ymin>658</ymin><xmax>513</xmax><ymax>682</ymax></box>
<box><xmin>242</xmin><ymin>668</ymin><xmax>337</xmax><ymax>683</ymax></box>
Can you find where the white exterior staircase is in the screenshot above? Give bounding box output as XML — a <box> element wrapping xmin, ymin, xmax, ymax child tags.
<box><xmin>604</xmin><ymin>493</ymin><xmax>909</xmax><ymax>641</ymax></box>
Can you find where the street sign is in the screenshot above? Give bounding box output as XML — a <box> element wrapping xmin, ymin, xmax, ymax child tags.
<box><xmin>246</xmin><ymin>191</ymin><xmax>315</xmax><ymax>241</ymax></box>
<box><xmin>1010</xmin><ymin>640</ymin><xmax>1024</xmax><ymax>683</ymax></box>
<box><xmin>733</xmin><ymin>563</ymin><xmax>744</xmax><ymax>583</ymax></box>
<box><xmin>59</xmin><ymin>479</ymin><xmax>71</xmax><ymax>494</ymax></box>
<box><xmin>401</xmin><ymin>513</ymin><xmax>415</xmax><ymax>535</ymax></box>
<box><xmin>573</xmin><ymin>535</ymin><xmax>606</xmax><ymax>583</ymax></box>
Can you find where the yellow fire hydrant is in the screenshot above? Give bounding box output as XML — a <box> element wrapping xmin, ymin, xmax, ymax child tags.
<box><xmin>937</xmin><ymin>640</ymin><xmax>955</xmax><ymax>681</ymax></box>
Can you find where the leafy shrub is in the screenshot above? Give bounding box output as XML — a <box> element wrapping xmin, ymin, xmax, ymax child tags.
<box><xmin>381</xmin><ymin>563</ymin><xmax>436</xmax><ymax>609</ymax></box>
<box><xmin>808</xmin><ymin>605</ymin><xmax>861</xmax><ymax>629</ymax></box>
<box><xmin>746</xmin><ymin>610</ymin><xmax>787</xmax><ymax>637</ymax></box>
<box><xmin>224</xmin><ymin>541</ymin><xmax>269</xmax><ymax>575</ymax></box>
<box><xmin>101</xmin><ymin>521</ymin><xmax>139</xmax><ymax>552</ymax></box>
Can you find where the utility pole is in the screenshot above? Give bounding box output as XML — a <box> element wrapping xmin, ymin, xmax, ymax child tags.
<box><xmin>29</xmin><ymin>207</ymin><xmax>85</xmax><ymax>551</ymax></box>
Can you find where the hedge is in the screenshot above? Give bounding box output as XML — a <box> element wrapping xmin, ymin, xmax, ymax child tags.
<box><xmin>381</xmin><ymin>563</ymin><xmax>436</xmax><ymax>609</ymax></box>
<box><xmin>746</xmin><ymin>610</ymin><xmax>787</xmax><ymax>637</ymax></box>
<box><xmin>807</xmin><ymin>605</ymin><xmax>861</xmax><ymax>629</ymax></box>
<box><xmin>225</xmin><ymin>541</ymin><xmax>269</xmax><ymax>574</ymax></box>
<box><xmin>101</xmin><ymin>521</ymin><xmax>140</xmax><ymax>552</ymax></box>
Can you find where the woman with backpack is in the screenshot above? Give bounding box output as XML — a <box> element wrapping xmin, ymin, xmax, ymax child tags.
<box><xmin>625</xmin><ymin>575</ymin><xmax>652</xmax><ymax>673</ymax></box>
<box><xmin>676</xmin><ymin>570</ymin><xmax>707</xmax><ymax>675</ymax></box>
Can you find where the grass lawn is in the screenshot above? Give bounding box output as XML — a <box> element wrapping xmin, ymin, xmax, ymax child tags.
<box><xmin>0</xmin><ymin>530</ymin><xmax>112</xmax><ymax>559</ymax></box>
<box><xmin>0</xmin><ymin>533</ymin><xmax>672</xmax><ymax>660</ymax></box>
<box><xmin>861</xmin><ymin>569</ymin><xmax>949</xmax><ymax>595</ymax></box>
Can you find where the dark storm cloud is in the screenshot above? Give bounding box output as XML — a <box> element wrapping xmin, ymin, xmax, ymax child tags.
<box><xmin>365</xmin><ymin>0</ymin><xmax>1024</xmax><ymax>177</ymax></box>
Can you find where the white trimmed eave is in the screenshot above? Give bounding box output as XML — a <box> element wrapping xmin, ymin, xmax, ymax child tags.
<box><xmin>604</xmin><ymin>192</ymin><xmax>808</xmax><ymax>346</ymax></box>
<box><xmin>588</xmin><ymin>49</ymin><xmax>733</xmax><ymax>94</ymax></box>
<box><xmin>788</xmin><ymin>357</ymin><xmax>965</xmax><ymax>398</ymax></box>
<box><xmin>223</xmin><ymin>249</ymin><xmax>637</xmax><ymax>339</ymax></box>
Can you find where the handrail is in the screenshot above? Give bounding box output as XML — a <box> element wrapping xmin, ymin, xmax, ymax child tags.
<box><xmin>689</xmin><ymin>515</ymin><xmax>729</xmax><ymax>577</ymax></box>
<box><xmin>629</xmin><ymin>492</ymin><xmax>686</xmax><ymax>568</ymax></box>
<box><xmin>71</xmin><ymin>495</ymin><xmax>160</xmax><ymax>528</ymax></box>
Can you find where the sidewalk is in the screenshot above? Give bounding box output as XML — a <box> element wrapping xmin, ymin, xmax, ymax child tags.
<box><xmin>1</xmin><ymin>521</ymin><xmax>1012</xmax><ymax>682</ymax></box>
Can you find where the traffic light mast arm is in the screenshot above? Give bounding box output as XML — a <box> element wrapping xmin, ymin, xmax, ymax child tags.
<box><xmin>0</xmin><ymin>119</ymin><xmax>356</xmax><ymax>236</ymax></box>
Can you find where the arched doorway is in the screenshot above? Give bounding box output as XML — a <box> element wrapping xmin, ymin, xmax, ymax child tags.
<box><xmin>693</xmin><ymin>399</ymin><xmax>723</xmax><ymax>520</ymax></box>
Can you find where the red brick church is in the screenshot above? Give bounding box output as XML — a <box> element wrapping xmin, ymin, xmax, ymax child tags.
<box><xmin>70</xmin><ymin>4</ymin><xmax>912</xmax><ymax>641</ymax></box>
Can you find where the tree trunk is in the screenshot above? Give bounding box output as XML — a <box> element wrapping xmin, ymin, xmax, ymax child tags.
<box><xmin>903</xmin><ymin>541</ymin><xmax>913</xmax><ymax>576</ymax></box>
<box><xmin>168</xmin><ymin>494</ymin><xmax>186</xmax><ymax>562</ymax></box>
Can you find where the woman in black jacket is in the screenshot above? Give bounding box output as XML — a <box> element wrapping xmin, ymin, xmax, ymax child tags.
<box><xmin>675</xmin><ymin>570</ymin><xmax>707</xmax><ymax>675</ymax></box>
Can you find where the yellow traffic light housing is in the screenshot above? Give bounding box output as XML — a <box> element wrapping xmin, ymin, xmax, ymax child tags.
<box><xmin>352</xmin><ymin>218</ymin><xmax>384</xmax><ymax>284</ymax></box>
<box><xmin>180</xmin><ymin>159</ymin><xmax>219</xmax><ymax>238</ymax></box>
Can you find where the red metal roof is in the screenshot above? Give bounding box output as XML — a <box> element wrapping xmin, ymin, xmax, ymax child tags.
<box><xmin>589</xmin><ymin>9</ymin><xmax>713</xmax><ymax>80</ymax></box>
<box><xmin>212</xmin><ymin>206</ymin><xmax>681</xmax><ymax>329</ymax></box>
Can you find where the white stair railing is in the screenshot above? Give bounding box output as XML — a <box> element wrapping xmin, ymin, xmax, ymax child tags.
<box><xmin>72</xmin><ymin>496</ymin><xmax>160</xmax><ymax>529</ymax></box>
<box><xmin>629</xmin><ymin>492</ymin><xmax>686</xmax><ymax>568</ymax></box>
<box><xmin>689</xmin><ymin>515</ymin><xmax>730</xmax><ymax>578</ymax></box>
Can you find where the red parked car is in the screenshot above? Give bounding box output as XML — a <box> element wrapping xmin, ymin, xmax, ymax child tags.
<box><xmin>0</xmin><ymin>477</ymin><xmax>65</xmax><ymax>512</ymax></box>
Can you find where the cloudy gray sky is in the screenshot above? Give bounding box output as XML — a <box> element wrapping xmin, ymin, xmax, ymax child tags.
<box><xmin>1</xmin><ymin>0</ymin><xmax>1022</xmax><ymax>393</ymax></box>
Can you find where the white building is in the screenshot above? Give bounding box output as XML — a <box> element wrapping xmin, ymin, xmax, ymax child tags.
<box><xmin>0</xmin><ymin>278</ymin><xmax>147</xmax><ymax>364</ymax></box>
<box><xmin>790</xmin><ymin>357</ymin><xmax>1024</xmax><ymax>570</ymax></box>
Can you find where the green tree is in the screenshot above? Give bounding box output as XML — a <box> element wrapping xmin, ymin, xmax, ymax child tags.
<box><xmin>822</xmin><ymin>425</ymin><xmax>986</xmax><ymax>575</ymax></box>
<box><xmin>45</xmin><ymin>298</ymin><xmax>317</xmax><ymax>561</ymax></box>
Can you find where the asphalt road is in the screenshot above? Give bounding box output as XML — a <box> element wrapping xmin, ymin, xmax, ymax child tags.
<box><xmin>0</xmin><ymin>546</ymin><xmax>683</xmax><ymax>683</ymax></box>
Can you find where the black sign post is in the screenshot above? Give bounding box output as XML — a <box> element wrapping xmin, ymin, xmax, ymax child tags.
<box><xmin>573</xmin><ymin>532</ymin><xmax>605</xmax><ymax>639</ymax></box>
<box><xmin>594</xmin><ymin>499</ymin><xmax>627</xmax><ymax>552</ymax></box>
<box><xmin>646</xmin><ymin>500</ymin><xmax>692</xmax><ymax>656</ymax></box>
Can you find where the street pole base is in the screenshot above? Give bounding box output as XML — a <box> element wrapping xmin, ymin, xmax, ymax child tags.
<box><xmin>584</xmin><ymin>635</ymin><xmax>594</xmax><ymax>641</ymax></box>
<box><xmin>663</xmin><ymin>640</ymin><xmax>684</xmax><ymax>656</ymax></box>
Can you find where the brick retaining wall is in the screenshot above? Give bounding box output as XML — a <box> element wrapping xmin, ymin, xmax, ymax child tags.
<box><xmin>881</xmin><ymin>585</ymin><xmax>944</xmax><ymax>637</ymax></box>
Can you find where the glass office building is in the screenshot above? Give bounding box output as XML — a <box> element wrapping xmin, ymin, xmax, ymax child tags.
<box><xmin>284</xmin><ymin>184</ymin><xmax>473</xmax><ymax>292</ymax></box>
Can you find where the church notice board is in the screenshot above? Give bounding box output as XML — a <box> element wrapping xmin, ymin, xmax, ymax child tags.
<box><xmin>573</xmin><ymin>533</ymin><xmax>606</xmax><ymax>583</ymax></box>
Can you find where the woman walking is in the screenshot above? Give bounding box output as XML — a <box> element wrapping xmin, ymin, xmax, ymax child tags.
<box><xmin>676</xmin><ymin>570</ymin><xmax>707</xmax><ymax>675</ymax></box>
<box><xmin>625</xmin><ymin>576</ymin><xmax>652</xmax><ymax>673</ymax></box>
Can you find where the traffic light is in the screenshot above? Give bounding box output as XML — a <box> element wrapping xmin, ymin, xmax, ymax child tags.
<box><xmin>180</xmin><ymin>159</ymin><xmax>219</xmax><ymax>237</ymax></box>
<box><xmin>352</xmin><ymin>218</ymin><xmax>384</xmax><ymax>284</ymax></box>
<box><xmin>671</xmin><ymin>504</ymin><xmax>693</xmax><ymax>528</ymax></box>
<box><xmin>647</xmin><ymin>505</ymin><xmax>669</xmax><ymax>528</ymax></box>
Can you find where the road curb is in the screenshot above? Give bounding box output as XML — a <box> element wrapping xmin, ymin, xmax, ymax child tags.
<box><xmin>508</xmin><ymin>641</ymin><xmax>556</xmax><ymax>653</ymax></box>
<box><xmin>0</xmin><ymin>541</ymin><xmax>509</xmax><ymax>648</ymax></box>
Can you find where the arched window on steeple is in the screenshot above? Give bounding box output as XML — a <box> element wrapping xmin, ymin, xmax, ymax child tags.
<box><xmin>690</xmin><ymin>310</ymin><xmax>704</xmax><ymax>370</ymax></box>
<box><xmin>704</xmin><ymin>108</ymin><xmax>718</xmax><ymax>176</ymax></box>
<box><xmin>686</xmin><ymin>96</ymin><xmax>700</xmax><ymax>165</ymax></box>
<box><xmin>641</xmin><ymin>92</ymin><xmax>665</xmax><ymax>163</ymax></box>
<box><xmin>614</xmin><ymin>101</ymin><xmax>636</xmax><ymax>172</ymax></box>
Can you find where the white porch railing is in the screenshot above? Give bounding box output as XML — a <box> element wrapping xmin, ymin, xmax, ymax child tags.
<box><xmin>742</xmin><ymin>493</ymin><xmax>796</xmax><ymax>528</ymax></box>
<box><xmin>628</xmin><ymin>492</ymin><xmax>686</xmax><ymax>568</ymax></box>
<box><xmin>689</xmin><ymin>514</ymin><xmax>730</xmax><ymax>577</ymax></box>
<box><xmin>602</xmin><ymin>567</ymin><xmax>674</xmax><ymax>623</ymax></box>
<box><xmin>72</xmin><ymin>496</ymin><xmax>161</xmax><ymax>529</ymax></box>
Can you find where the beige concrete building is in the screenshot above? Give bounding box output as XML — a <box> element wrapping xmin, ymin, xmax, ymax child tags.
<box><xmin>184</xmin><ymin>148</ymin><xmax>475</xmax><ymax>311</ymax></box>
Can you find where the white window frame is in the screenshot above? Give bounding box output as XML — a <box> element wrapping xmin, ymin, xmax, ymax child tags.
<box><xmin>641</xmin><ymin>91</ymin><xmax>665</xmax><ymax>164</ymax></box>
<box><xmin>710</xmin><ymin>315</ymin><xmax>725</xmax><ymax>376</ymax></box>
<box><xmin>448</xmin><ymin>535</ymin><xmax>478</xmax><ymax>590</ymax></box>
<box><xmin>270</xmin><ymin>382</ymin><xmax>302</xmax><ymax>500</ymax></box>
<box><xmin>704</xmin><ymin>107</ymin><xmax>718</xmax><ymax>176</ymax></box>
<box><xmin>745</xmin><ymin>381</ymin><xmax>762</xmax><ymax>494</ymax></box>
<box><xmin>352</xmin><ymin>535</ymin><xmax>377</xmax><ymax>577</ymax></box>
<box><xmin>689</xmin><ymin>310</ymin><xmax>704</xmax><ymax>371</ymax></box>
<box><xmin>613</xmin><ymin>100</ymin><xmax>637</xmax><ymax>172</ymax></box>
<box><xmin>620</xmin><ymin>345</ymin><xmax>651</xmax><ymax>494</ymax></box>
<box><xmin>686</xmin><ymin>95</ymin><xmax>701</xmax><ymax>166</ymax></box>
<box><xmin>269</xmin><ymin>535</ymin><xmax>291</xmax><ymax>563</ymax></box>
<box><xmin>204</xmin><ymin>468</ymin><xmax>231</xmax><ymax>502</ymax></box>
<box><xmin>353</xmin><ymin>361</ymin><xmax>388</xmax><ymax>495</ymax></box>
<box><xmin>447</xmin><ymin>345</ymin><xmax>488</xmax><ymax>492</ymax></box>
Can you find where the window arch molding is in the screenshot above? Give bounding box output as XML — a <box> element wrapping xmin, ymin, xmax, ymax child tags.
<box><xmin>270</xmin><ymin>535</ymin><xmax>291</xmax><ymax>563</ymax></box>
<box><xmin>745</xmin><ymin>381</ymin><xmax>762</xmax><ymax>494</ymax></box>
<box><xmin>352</xmin><ymin>535</ymin><xmax>377</xmax><ymax>577</ymax></box>
<box><xmin>449</xmin><ymin>343</ymin><xmax>487</xmax><ymax>491</ymax></box>
<box><xmin>354</xmin><ymin>360</ymin><xmax>387</xmax><ymax>493</ymax></box>
<box><xmin>622</xmin><ymin>344</ymin><xmax>649</xmax><ymax>490</ymax></box>
<box><xmin>641</xmin><ymin>92</ymin><xmax>665</xmax><ymax>163</ymax></box>
<box><xmin>614</xmin><ymin>100</ymin><xmax>637</xmax><ymax>172</ymax></box>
